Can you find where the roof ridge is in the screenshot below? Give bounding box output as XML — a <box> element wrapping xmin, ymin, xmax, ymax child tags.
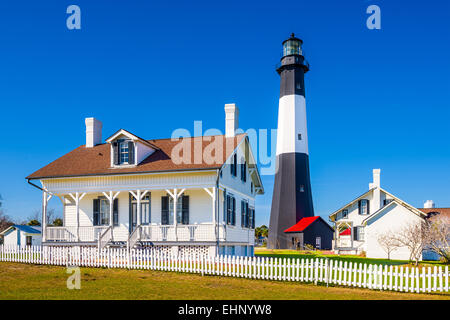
<box><xmin>147</xmin><ymin>133</ymin><xmax>247</xmax><ymax>143</ymax></box>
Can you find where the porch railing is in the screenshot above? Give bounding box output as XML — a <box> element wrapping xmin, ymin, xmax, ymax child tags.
<box><xmin>140</xmin><ymin>224</ymin><xmax>226</xmax><ymax>242</ymax></box>
<box><xmin>46</xmin><ymin>226</ymin><xmax>108</xmax><ymax>242</ymax></box>
<box><xmin>46</xmin><ymin>226</ymin><xmax>77</xmax><ymax>242</ymax></box>
<box><xmin>98</xmin><ymin>226</ymin><xmax>113</xmax><ymax>249</ymax></box>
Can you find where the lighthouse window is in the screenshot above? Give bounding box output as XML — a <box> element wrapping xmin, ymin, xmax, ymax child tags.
<box><xmin>298</xmin><ymin>134</ymin><xmax>302</xmax><ymax>140</ymax></box>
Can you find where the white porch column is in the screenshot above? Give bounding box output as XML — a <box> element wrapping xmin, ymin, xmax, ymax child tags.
<box><xmin>204</xmin><ymin>187</ymin><xmax>217</xmax><ymax>241</ymax></box>
<box><xmin>69</xmin><ymin>192</ymin><xmax>86</xmax><ymax>241</ymax></box>
<box><xmin>129</xmin><ymin>190</ymin><xmax>149</xmax><ymax>228</ymax></box>
<box><xmin>42</xmin><ymin>191</ymin><xmax>48</xmax><ymax>242</ymax></box>
<box><xmin>102</xmin><ymin>191</ymin><xmax>120</xmax><ymax>230</ymax></box>
<box><xmin>42</xmin><ymin>191</ymin><xmax>53</xmax><ymax>242</ymax></box>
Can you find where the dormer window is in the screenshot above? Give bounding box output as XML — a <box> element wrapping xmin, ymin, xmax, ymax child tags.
<box><xmin>119</xmin><ymin>140</ymin><xmax>130</xmax><ymax>164</ymax></box>
<box><xmin>113</xmin><ymin>139</ymin><xmax>135</xmax><ymax>166</ymax></box>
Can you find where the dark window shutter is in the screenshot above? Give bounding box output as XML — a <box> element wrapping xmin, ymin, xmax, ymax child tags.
<box><xmin>181</xmin><ymin>196</ymin><xmax>189</xmax><ymax>225</ymax></box>
<box><xmin>241</xmin><ymin>161</ymin><xmax>247</xmax><ymax>182</ymax></box>
<box><xmin>226</xmin><ymin>195</ymin><xmax>231</xmax><ymax>224</ymax></box>
<box><xmin>113</xmin><ymin>142</ymin><xmax>119</xmax><ymax>165</ymax></box>
<box><xmin>232</xmin><ymin>197</ymin><xmax>236</xmax><ymax>225</ymax></box>
<box><xmin>246</xmin><ymin>202</ymin><xmax>249</xmax><ymax>228</ymax></box>
<box><xmin>230</xmin><ymin>156</ymin><xmax>234</xmax><ymax>176</ymax></box>
<box><xmin>241</xmin><ymin>201</ymin><xmax>245</xmax><ymax>227</ymax></box>
<box><xmin>366</xmin><ymin>200</ymin><xmax>370</xmax><ymax>215</ymax></box>
<box><xmin>358</xmin><ymin>200</ymin><xmax>362</xmax><ymax>215</ymax></box>
<box><xmin>223</xmin><ymin>190</ymin><xmax>227</xmax><ymax>222</ymax></box>
<box><xmin>353</xmin><ymin>227</ymin><xmax>358</xmax><ymax>241</ymax></box>
<box><xmin>128</xmin><ymin>141</ymin><xmax>135</xmax><ymax>164</ymax></box>
<box><xmin>113</xmin><ymin>198</ymin><xmax>119</xmax><ymax>226</ymax></box>
<box><xmin>93</xmin><ymin>199</ymin><xmax>100</xmax><ymax>226</ymax></box>
<box><xmin>252</xmin><ymin>208</ymin><xmax>255</xmax><ymax>228</ymax></box>
<box><xmin>161</xmin><ymin>196</ymin><xmax>169</xmax><ymax>225</ymax></box>
<box><xmin>233</xmin><ymin>154</ymin><xmax>237</xmax><ymax>176</ymax></box>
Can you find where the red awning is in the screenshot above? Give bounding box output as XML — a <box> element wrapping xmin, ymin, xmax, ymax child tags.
<box><xmin>284</xmin><ymin>216</ymin><xmax>320</xmax><ymax>233</ymax></box>
<box><xmin>340</xmin><ymin>228</ymin><xmax>351</xmax><ymax>236</ymax></box>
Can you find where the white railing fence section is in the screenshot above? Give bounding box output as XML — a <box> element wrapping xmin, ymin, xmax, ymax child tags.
<box><xmin>0</xmin><ymin>245</ymin><xmax>448</xmax><ymax>294</ymax></box>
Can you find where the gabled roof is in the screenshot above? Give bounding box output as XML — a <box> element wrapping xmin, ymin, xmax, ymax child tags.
<box><xmin>105</xmin><ymin>129</ymin><xmax>160</xmax><ymax>149</ymax></box>
<box><xmin>329</xmin><ymin>188</ymin><xmax>375</xmax><ymax>221</ymax></box>
<box><xmin>329</xmin><ymin>186</ymin><xmax>428</xmax><ymax>222</ymax></box>
<box><xmin>0</xmin><ymin>225</ymin><xmax>41</xmax><ymax>235</ymax></box>
<box><xmin>361</xmin><ymin>197</ymin><xmax>427</xmax><ymax>225</ymax></box>
<box><xmin>26</xmin><ymin>134</ymin><xmax>247</xmax><ymax>180</ymax></box>
<box><xmin>284</xmin><ymin>216</ymin><xmax>320</xmax><ymax>233</ymax></box>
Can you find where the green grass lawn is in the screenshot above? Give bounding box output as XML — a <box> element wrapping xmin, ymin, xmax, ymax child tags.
<box><xmin>0</xmin><ymin>262</ymin><xmax>449</xmax><ymax>300</ymax></box>
<box><xmin>255</xmin><ymin>248</ymin><xmax>447</xmax><ymax>267</ymax></box>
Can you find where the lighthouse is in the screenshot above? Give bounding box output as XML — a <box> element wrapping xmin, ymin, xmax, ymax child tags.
<box><xmin>268</xmin><ymin>34</ymin><xmax>315</xmax><ymax>249</ymax></box>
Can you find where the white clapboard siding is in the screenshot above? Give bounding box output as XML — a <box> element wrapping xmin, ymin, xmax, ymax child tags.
<box><xmin>0</xmin><ymin>245</ymin><xmax>448</xmax><ymax>295</ymax></box>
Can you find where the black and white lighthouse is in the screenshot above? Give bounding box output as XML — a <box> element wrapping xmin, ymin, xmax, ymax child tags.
<box><xmin>268</xmin><ymin>34</ymin><xmax>315</xmax><ymax>249</ymax></box>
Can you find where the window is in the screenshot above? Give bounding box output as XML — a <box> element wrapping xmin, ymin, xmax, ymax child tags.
<box><xmin>26</xmin><ymin>236</ymin><xmax>32</xmax><ymax>246</ymax></box>
<box><xmin>113</xmin><ymin>139</ymin><xmax>135</xmax><ymax>166</ymax></box>
<box><xmin>251</xmin><ymin>182</ymin><xmax>254</xmax><ymax>194</ymax></box>
<box><xmin>241</xmin><ymin>201</ymin><xmax>249</xmax><ymax>228</ymax></box>
<box><xmin>342</xmin><ymin>209</ymin><xmax>348</xmax><ymax>219</ymax></box>
<box><xmin>131</xmin><ymin>195</ymin><xmax>151</xmax><ymax>226</ymax></box>
<box><xmin>94</xmin><ymin>198</ymin><xmax>118</xmax><ymax>226</ymax></box>
<box><xmin>248</xmin><ymin>207</ymin><xmax>255</xmax><ymax>229</ymax></box>
<box><xmin>100</xmin><ymin>198</ymin><xmax>110</xmax><ymax>225</ymax></box>
<box><xmin>299</xmin><ymin>185</ymin><xmax>305</xmax><ymax>192</ymax></box>
<box><xmin>298</xmin><ymin>133</ymin><xmax>302</xmax><ymax>140</ymax></box>
<box><xmin>226</xmin><ymin>195</ymin><xmax>236</xmax><ymax>225</ymax></box>
<box><xmin>168</xmin><ymin>196</ymin><xmax>189</xmax><ymax>225</ymax></box>
<box><xmin>227</xmin><ymin>246</ymin><xmax>235</xmax><ymax>256</ymax></box>
<box><xmin>354</xmin><ymin>226</ymin><xmax>365</xmax><ymax>241</ymax></box>
<box><xmin>230</xmin><ymin>153</ymin><xmax>237</xmax><ymax>177</ymax></box>
<box><xmin>383</xmin><ymin>199</ymin><xmax>393</xmax><ymax>206</ymax></box>
<box><xmin>359</xmin><ymin>199</ymin><xmax>369</xmax><ymax>215</ymax></box>
<box><xmin>119</xmin><ymin>140</ymin><xmax>129</xmax><ymax>164</ymax></box>
<box><xmin>315</xmin><ymin>237</ymin><xmax>321</xmax><ymax>249</ymax></box>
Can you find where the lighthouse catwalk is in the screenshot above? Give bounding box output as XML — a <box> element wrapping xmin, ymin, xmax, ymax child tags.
<box><xmin>268</xmin><ymin>34</ymin><xmax>315</xmax><ymax>249</ymax></box>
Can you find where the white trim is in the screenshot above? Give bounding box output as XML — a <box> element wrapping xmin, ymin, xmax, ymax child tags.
<box><xmin>218</xmin><ymin>184</ymin><xmax>255</xmax><ymax>201</ymax></box>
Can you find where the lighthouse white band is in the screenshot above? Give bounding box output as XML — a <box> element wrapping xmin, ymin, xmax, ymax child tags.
<box><xmin>276</xmin><ymin>94</ymin><xmax>309</xmax><ymax>156</ymax></box>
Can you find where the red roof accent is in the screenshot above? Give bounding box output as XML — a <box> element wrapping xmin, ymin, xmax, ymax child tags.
<box><xmin>284</xmin><ymin>216</ymin><xmax>320</xmax><ymax>233</ymax></box>
<box><xmin>340</xmin><ymin>228</ymin><xmax>351</xmax><ymax>236</ymax></box>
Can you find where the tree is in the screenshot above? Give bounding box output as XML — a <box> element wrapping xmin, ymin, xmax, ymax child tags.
<box><xmin>423</xmin><ymin>215</ymin><xmax>450</xmax><ymax>263</ymax></box>
<box><xmin>394</xmin><ymin>222</ymin><xmax>426</xmax><ymax>266</ymax></box>
<box><xmin>27</xmin><ymin>208</ymin><xmax>61</xmax><ymax>226</ymax></box>
<box><xmin>52</xmin><ymin>218</ymin><xmax>63</xmax><ymax>226</ymax></box>
<box><xmin>377</xmin><ymin>231</ymin><xmax>400</xmax><ymax>260</ymax></box>
<box><xmin>255</xmin><ymin>225</ymin><xmax>268</xmax><ymax>238</ymax></box>
<box><xmin>0</xmin><ymin>208</ymin><xmax>13</xmax><ymax>233</ymax></box>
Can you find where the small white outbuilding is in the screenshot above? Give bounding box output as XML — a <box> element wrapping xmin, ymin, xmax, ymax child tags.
<box><xmin>0</xmin><ymin>225</ymin><xmax>42</xmax><ymax>247</ymax></box>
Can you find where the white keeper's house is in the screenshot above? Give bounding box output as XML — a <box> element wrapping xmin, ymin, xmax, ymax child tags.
<box><xmin>329</xmin><ymin>169</ymin><xmax>443</xmax><ymax>261</ymax></box>
<box><xmin>26</xmin><ymin>104</ymin><xmax>264</xmax><ymax>257</ymax></box>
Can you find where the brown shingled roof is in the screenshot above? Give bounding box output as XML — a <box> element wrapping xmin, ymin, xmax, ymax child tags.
<box><xmin>418</xmin><ymin>208</ymin><xmax>450</xmax><ymax>219</ymax></box>
<box><xmin>26</xmin><ymin>134</ymin><xmax>246</xmax><ymax>180</ymax></box>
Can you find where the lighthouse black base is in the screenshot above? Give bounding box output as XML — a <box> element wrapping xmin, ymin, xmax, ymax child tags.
<box><xmin>268</xmin><ymin>152</ymin><xmax>314</xmax><ymax>249</ymax></box>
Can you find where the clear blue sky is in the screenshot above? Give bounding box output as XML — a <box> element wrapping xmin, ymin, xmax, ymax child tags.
<box><xmin>0</xmin><ymin>0</ymin><xmax>449</xmax><ymax>226</ymax></box>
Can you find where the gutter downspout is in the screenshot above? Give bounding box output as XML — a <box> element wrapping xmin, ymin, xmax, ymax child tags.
<box><xmin>27</xmin><ymin>179</ymin><xmax>55</xmax><ymax>244</ymax></box>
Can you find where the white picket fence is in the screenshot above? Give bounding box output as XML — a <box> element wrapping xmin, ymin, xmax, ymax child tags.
<box><xmin>0</xmin><ymin>245</ymin><xmax>449</xmax><ymax>294</ymax></box>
